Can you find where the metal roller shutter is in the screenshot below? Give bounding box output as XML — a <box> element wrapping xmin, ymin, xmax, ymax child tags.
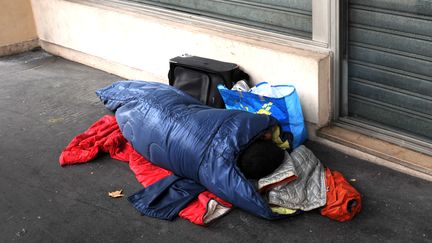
<box><xmin>127</xmin><ymin>0</ymin><xmax>312</xmax><ymax>38</ymax></box>
<box><xmin>347</xmin><ymin>0</ymin><xmax>432</xmax><ymax>142</ymax></box>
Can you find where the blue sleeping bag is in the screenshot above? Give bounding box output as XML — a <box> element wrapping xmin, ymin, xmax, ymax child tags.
<box><xmin>96</xmin><ymin>81</ymin><xmax>287</xmax><ymax>219</ymax></box>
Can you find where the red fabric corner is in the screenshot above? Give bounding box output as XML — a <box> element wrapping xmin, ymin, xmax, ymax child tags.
<box><xmin>59</xmin><ymin>115</ymin><xmax>130</xmax><ymax>165</ymax></box>
<box><xmin>321</xmin><ymin>168</ymin><xmax>362</xmax><ymax>222</ymax></box>
<box><xmin>179</xmin><ymin>191</ymin><xmax>232</xmax><ymax>225</ymax></box>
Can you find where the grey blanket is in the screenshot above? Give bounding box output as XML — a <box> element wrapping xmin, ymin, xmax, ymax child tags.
<box><xmin>258</xmin><ymin>145</ymin><xmax>326</xmax><ymax>211</ymax></box>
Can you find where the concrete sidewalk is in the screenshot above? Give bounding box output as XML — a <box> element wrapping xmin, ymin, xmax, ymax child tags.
<box><xmin>1</xmin><ymin>50</ymin><xmax>431</xmax><ymax>243</ymax></box>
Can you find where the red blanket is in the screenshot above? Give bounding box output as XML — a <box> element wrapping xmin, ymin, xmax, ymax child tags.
<box><xmin>60</xmin><ymin>115</ymin><xmax>232</xmax><ymax>226</ymax></box>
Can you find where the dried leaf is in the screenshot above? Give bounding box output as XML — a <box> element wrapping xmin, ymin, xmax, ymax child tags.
<box><xmin>108</xmin><ymin>189</ymin><xmax>124</xmax><ymax>198</ymax></box>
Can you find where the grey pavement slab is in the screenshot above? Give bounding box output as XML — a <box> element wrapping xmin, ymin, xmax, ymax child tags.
<box><xmin>0</xmin><ymin>50</ymin><xmax>431</xmax><ymax>243</ymax></box>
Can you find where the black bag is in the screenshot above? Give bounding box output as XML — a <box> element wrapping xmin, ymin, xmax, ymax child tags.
<box><xmin>168</xmin><ymin>55</ymin><xmax>249</xmax><ymax>108</ymax></box>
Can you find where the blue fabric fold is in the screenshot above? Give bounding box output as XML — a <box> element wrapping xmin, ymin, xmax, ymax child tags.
<box><xmin>128</xmin><ymin>175</ymin><xmax>205</xmax><ymax>220</ymax></box>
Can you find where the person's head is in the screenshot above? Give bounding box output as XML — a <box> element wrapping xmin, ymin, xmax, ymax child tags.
<box><xmin>237</xmin><ymin>139</ymin><xmax>285</xmax><ymax>180</ymax></box>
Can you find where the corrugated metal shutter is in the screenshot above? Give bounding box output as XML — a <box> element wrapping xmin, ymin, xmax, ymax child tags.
<box><xmin>127</xmin><ymin>0</ymin><xmax>312</xmax><ymax>38</ymax></box>
<box><xmin>347</xmin><ymin>0</ymin><xmax>432</xmax><ymax>142</ymax></box>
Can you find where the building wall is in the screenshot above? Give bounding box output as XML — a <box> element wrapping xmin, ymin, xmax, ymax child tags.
<box><xmin>31</xmin><ymin>0</ymin><xmax>331</xmax><ymax>128</ymax></box>
<box><xmin>0</xmin><ymin>0</ymin><xmax>38</xmax><ymax>53</ymax></box>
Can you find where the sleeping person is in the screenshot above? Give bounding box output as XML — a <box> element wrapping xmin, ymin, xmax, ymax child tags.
<box><xmin>96</xmin><ymin>80</ymin><xmax>293</xmax><ymax>220</ymax></box>
<box><xmin>237</xmin><ymin>128</ymin><xmax>288</xmax><ymax>180</ymax></box>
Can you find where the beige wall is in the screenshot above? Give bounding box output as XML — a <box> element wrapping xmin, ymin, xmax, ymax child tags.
<box><xmin>0</xmin><ymin>0</ymin><xmax>37</xmax><ymax>47</ymax></box>
<box><xmin>32</xmin><ymin>0</ymin><xmax>331</xmax><ymax>128</ymax></box>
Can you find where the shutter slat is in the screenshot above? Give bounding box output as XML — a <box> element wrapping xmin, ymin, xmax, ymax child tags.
<box><xmin>347</xmin><ymin>0</ymin><xmax>432</xmax><ymax>141</ymax></box>
<box><xmin>128</xmin><ymin>0</ymin><xmax>312</xmax><ymax>38</ymax></box>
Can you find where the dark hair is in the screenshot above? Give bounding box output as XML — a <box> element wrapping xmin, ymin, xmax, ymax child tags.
<box><xmin>237</xmin><ymin>139</ymin><xmax>285</xmax><ymax>180</ymax></box>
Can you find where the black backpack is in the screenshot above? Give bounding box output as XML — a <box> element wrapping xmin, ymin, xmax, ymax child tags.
<box><xmin>168</xmin><ymin>55</ymin><xmax>249</xmax><ymax>108</ymax></box>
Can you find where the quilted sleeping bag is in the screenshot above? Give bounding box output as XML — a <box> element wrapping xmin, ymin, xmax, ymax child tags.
<box><xmin>96</xmin><ymin>81</ymin><xmax>286</xmax><ymax>219</ymax></box>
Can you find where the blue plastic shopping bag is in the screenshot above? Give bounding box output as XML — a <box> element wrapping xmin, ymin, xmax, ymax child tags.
<box><xmin>218</xmin><ymin>82</ymin><xmax>307</xmax><ymax>148</ymax></box>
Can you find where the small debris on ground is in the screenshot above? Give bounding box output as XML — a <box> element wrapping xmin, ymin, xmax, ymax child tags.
<box><xmin>48</xmin><ymin>117</ymin><xmax>65</xmax><ymax>124</ymax></box>
<box><xmin>16</xmin><ymin>228</ymin><xmax>26</xmax><ymax>237</ymax></box>
<box><xmin>350</xmin><ymin>178</ymin><xmax>357</xmax><ymax>182</ymax></box>
<box><xmin>108</xmin><ymin>189</ymin><xmax>124</xmax><ymax>198</ymax></box>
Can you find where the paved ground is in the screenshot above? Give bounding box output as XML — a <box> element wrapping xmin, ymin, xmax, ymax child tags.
<box><xmin>1</xmin><ymin>50</ymin><xmax>431</xmax><ymax>243</ymax></box>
